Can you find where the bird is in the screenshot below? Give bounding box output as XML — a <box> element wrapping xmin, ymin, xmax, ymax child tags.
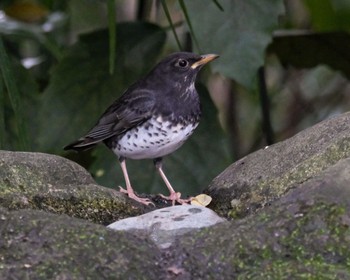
<box><xmin>64</xmin><ymin>52</ymin><xmax>219</xmax><ymax>206</ymax></box>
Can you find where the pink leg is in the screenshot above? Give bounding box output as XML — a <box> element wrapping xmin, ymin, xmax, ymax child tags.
<box><xmin>154</xmin><ymin>159</ymin><xmax>191</xmax><ymax>206</ymax></box>
<box><xmin>118</xmin><ymin>158</ymin><xmax>153</xmax><ymax>206</ymax></box>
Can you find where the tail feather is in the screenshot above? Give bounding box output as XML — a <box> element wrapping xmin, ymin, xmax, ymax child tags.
<box><xmin>64</xmin><ymin>138</ymin><xmax>100</xmax><ymax>152</ymax></box>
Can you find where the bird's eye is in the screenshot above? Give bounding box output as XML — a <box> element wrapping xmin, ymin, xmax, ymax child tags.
<box><xmin>176</xmin><ymin>59</ymin><xmax>189</xmax><ymax>68</ymax></box>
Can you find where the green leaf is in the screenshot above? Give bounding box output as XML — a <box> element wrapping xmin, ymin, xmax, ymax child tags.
<box><xmin>90</xmin><ymin>84</ymin><xmax>231</xmax><ymax>196</ymax></box>
<box><xmin>160</xmin><ymin>0</ymin><xmax>182</xmax><ymax>50</ymax></box>
<box><xmin>0</xmin><ymin>36</ymin><xmax>29</xmax><ymax>150</ymax></box>
<box><xmin>0</xmin><ymin>12</ymin><xmax>65</xmax><ymax>60</ymax></box>
<box><xmin>304</xmin><ymin>0</ymin><xmax>350</xmax><ymax>32</ymax></box>
<box><xmin>0</xmin><ymin>72</ymin><xmax>4</xmax><ymax>148</ymax></box>
<box><xmin>0</xmin><ymin>57</ymin><xmax>40</xmax><ymax>150</ymax></box>
<box><xmin>38</xmin><ymin>22</ymin><xmax>167</xmax><ymax>153</ymax></box>
<box><xmin>179</xmin><ymin>0</ymin><xmax>201</xmax><ymax>52</ymax></box>
<box><xmin>107</xmin><ymin>0</ymin><xmax>116</xmax><ymax>74</ymax></box>
<box><xmin>185</xmin><ymin>0</ymin><xmax>284</xmax><ymax>89</ymax></box>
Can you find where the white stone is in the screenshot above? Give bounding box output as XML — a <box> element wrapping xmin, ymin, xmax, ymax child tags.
<box><xmin>107</xmin><ymin>205</ymin><xmax>226</xmax><ymax>249</ymax></box>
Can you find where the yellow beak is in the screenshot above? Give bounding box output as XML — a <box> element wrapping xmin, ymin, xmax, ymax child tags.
<box><xmin>191</xmin><ymin>54</ymin><xmax>219</xmax><ymax>69</ymax></box>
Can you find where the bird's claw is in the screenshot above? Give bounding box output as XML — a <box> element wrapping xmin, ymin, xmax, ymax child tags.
<box><xmin>159</xmin><ymin>192</ymin><xmax>191</xmax><ymax>206</ymax></box>
<box><xmin>118</xmin><ymin>186</ymin><xmax>154</xmax><ymax>206</ymax></box>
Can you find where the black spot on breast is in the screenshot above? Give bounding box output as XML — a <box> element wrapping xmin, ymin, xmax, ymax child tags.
<box><xmin>154</xmin><ymin>132</ymin><xmax>159</xmax><ymax>137</ymax></box>
<box><xmin>127</xmin><ymin>135</ymin><xmax>131</xmax><ymax>139</ymax></box>
<box><xmin>143</xmin><ymin>139</ymin><xmax>148</xmax><ymax>143</ymax></box>
<box><xmin>134</xmin><ymin>134</ymin><xmax>138</xmax><ymax>138</ymax></box>
<box><xmin>133</xmin><ymin>143</ymin><xmax>137</xmax><ymax>147</ymax></box>
<box><xmin>148</xmin><ymin>133</ymin><xmax>152</xmax><ymax>137</ymax></box>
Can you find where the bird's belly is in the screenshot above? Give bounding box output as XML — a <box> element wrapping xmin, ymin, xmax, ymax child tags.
<box><xmin>113</xmin><ymin>118</ymin><xmax>198</xmax><ymax>160</ymax></box>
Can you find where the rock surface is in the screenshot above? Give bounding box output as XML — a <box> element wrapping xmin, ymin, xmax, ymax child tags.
<box><xmin>0</xmin><ymin>207</ymin><xmax>165</xmax><ymax>279</ymax></box>
<box><xmin>165</xmin><ymin>158</ymin><xmax>350</xmax><ymax>279</ymax></box>
<box><xmin>108</xmin><ymin>205</ymin><xmax>226</xmax><ymax>248</ymax></box>
<box><xmin>0</xmin><ymin>151</ymin><xmax>145</xmax><ymax>224</ymax></box>
<box><xmin>205</xmin><ymin>112</ymin><xmax>350</xmax><ymax>218</ymax></box>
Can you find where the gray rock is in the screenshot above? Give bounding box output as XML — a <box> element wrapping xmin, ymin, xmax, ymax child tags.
<box><xmin>0</xmin><ymin>207</ymin><xmax>165</xmax><ymax>279</ymax></box>
<box><xmin>2</xmin><ymin>158</ymin><xmax>350</xmax><ymax>279</ymax></box>
<box><xmin>108</xmin><ymin>205</ymin><xmax>226</xmax><ymax>249</ymax></box>
<box><xmin>0</xmin><ymin>150</ymin><xmax>145</xmax><ymax>224</ymax></box>
<box><xmin>165</xmin><ymin>158</ymin><xmax>350</xmax><ymax>279</ymax></box>
<box><xmin>206</xmin><ymin>112</ymin><xmax>350</xmax><ymax>218</ymax></box>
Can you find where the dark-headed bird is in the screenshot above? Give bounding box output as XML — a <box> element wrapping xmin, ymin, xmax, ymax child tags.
<box><xmin>64</xmin><ymin>52</ymin><xmax>219</xmax><ymax>205</ymax></box>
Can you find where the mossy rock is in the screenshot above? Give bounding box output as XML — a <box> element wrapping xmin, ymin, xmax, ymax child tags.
<box><xmin>0</xmin><ymin>207</ymin><xmax>165</xmax><ymax>279</ymax></box>
<box><xmin>167</xmin><ymin>158</ymin><xmax>350</xmax><ymax>279</ymax></box>
<box><xmin>206</xmin><ymin>112</ymin><xmax>350</xmax><ymax>219</ymax></box>
<box><xmin>0</xmin><ymin>151</ymin><xmax>145</xmax><ymax>225</ymax></box>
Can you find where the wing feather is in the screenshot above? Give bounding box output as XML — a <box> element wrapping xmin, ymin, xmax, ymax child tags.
<box><xmin>64</xmin><ymin>90</ymin><xmax>155</xmax><ymax>151</ymax></box>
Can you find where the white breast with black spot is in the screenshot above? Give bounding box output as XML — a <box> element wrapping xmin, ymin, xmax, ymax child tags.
<box><xmin>113</xmin><ymin>116</ymin><xmax>198</xmax><ymax>160</ymax></box>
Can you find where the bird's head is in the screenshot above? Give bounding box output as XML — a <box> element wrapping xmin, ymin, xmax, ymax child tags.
<box><xmin>151</xmin><ymin>52</ymin><xmax>219</xmax><ymax>87</ymax></box>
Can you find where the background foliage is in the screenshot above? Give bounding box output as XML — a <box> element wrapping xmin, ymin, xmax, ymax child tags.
<box><xmin>1</xmin><ymin>0</ymin><xmax>350</xmax><ymax>195</ymax></box>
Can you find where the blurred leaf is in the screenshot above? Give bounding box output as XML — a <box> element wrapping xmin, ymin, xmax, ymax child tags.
<box><xmin>211</xmin><ymin>0</ymin><xmax>224</xmax><ymax>12</ymax></box>
<box><xmin>179</xmin><ymin>0</ymin><xmax>200</xmax><ymax>51</ymax></box>
<box><xmin>68</xmin><ymin>0</ymin><xmax>108</xmax><ymax>34</ymax></box>
<box><xmin>37</xmin><ymin>22</ymin><xmax>166</xmax><ymax>152</ymax></box>
<box><xmin>304</xmin><ymin>0</ymin><xmax>350</xmax><ymax>32</ymax></box>
<box><xmin>160</xmin><ymin>0</ymin><xmax>182</xmax><ymax>50</ymax></box>
<box><xmin>185</xmin><ymin>0</ymin><xmax>284</xmax><ymax>89</ymax></box>
<box><xmin>0</xmin><ymin>12</ymin><xmax>66</xmax><ymax>59</ymax></box>
<box><xmin>0</xmin><ymin>56</ymin><xmax>40</xmax><ymax>150</ymax></box>
<box><xmin>0</xmin><ymin>73</ymin><xmax>4</xmax><ymax>148</ymax></box>
<box><xmin>269</xmin><ymin>32</ymin><xmax>350</xmax><ymax>80</ymax></box>
<box><xmin>0</xmin><ymin>36</ymin><xmax>29</xmax><ymax>150</ymax></box>
<box><xmin>90</xmin><ymin>84</ymin><xmax>231</xmax><ymax>195</ymax></box>
<box><xmin>4</xmin><ymin>1</ymin><xmax>49</xmax><ymax>23</ymax></box>
<box><xmin>107</xmin><ymin>0</ymin><xmax>116</xmax><ymax>74</ymax></box>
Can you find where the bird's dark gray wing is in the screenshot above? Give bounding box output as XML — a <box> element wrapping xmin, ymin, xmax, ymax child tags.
<box><xmin>64</xmin><ymin>90</ymin><xmax>155</xmax><ymax>151</ymax></box>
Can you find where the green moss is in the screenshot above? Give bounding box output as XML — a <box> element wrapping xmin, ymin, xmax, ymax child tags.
<box><xmin>0</xmin><ymin>207</ymin><xmax>164</xmax><ymax>279</ymax></box>
<box><xmin>0</xmin><ymin>182</ymin><xmax>143</xmax><ymax>225</ymax></box>
<box><xmin>216</xmin><ymin>138</ymin><xmax>350</xmax><ymax>219</ymax></box>
<box><xmin>175</xmin><ymin>196</ymin><xmax>350</xmax><ymax>279</ymax></box>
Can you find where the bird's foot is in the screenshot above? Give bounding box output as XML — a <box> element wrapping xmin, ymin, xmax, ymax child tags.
<box><xmin>159</xmin><ymin>192</ymin><xmax>191</xmax><ymax>206</ymax></box>
<box><xmin>118</xmin><ymin>186</ymin><xmax>154</xmax><ymax>206</ymax></box>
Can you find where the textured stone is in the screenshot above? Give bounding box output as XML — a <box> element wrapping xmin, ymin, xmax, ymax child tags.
<box><xmin>205</xmin><ymin>112</ymin><xmax>350</xmax><ymax>218</ymax></box>
<box><xmin>0</xmin><ymin>151</ymin><xmax>145</xmax><ymax>224</ymax></box>
<box><xmin>0</xmin><ymin>207</ymin><xmax>164</xmax><ymax>279</ymax></box>
<box><xmin>108</xmin><ymin>205</ymin><xmax>226</xmax><ymax>248</ymax></box>
<box><xmin>165</xmin><ymin>158</ymin><xmax>350</xmax><ymax>279</ymax></box>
